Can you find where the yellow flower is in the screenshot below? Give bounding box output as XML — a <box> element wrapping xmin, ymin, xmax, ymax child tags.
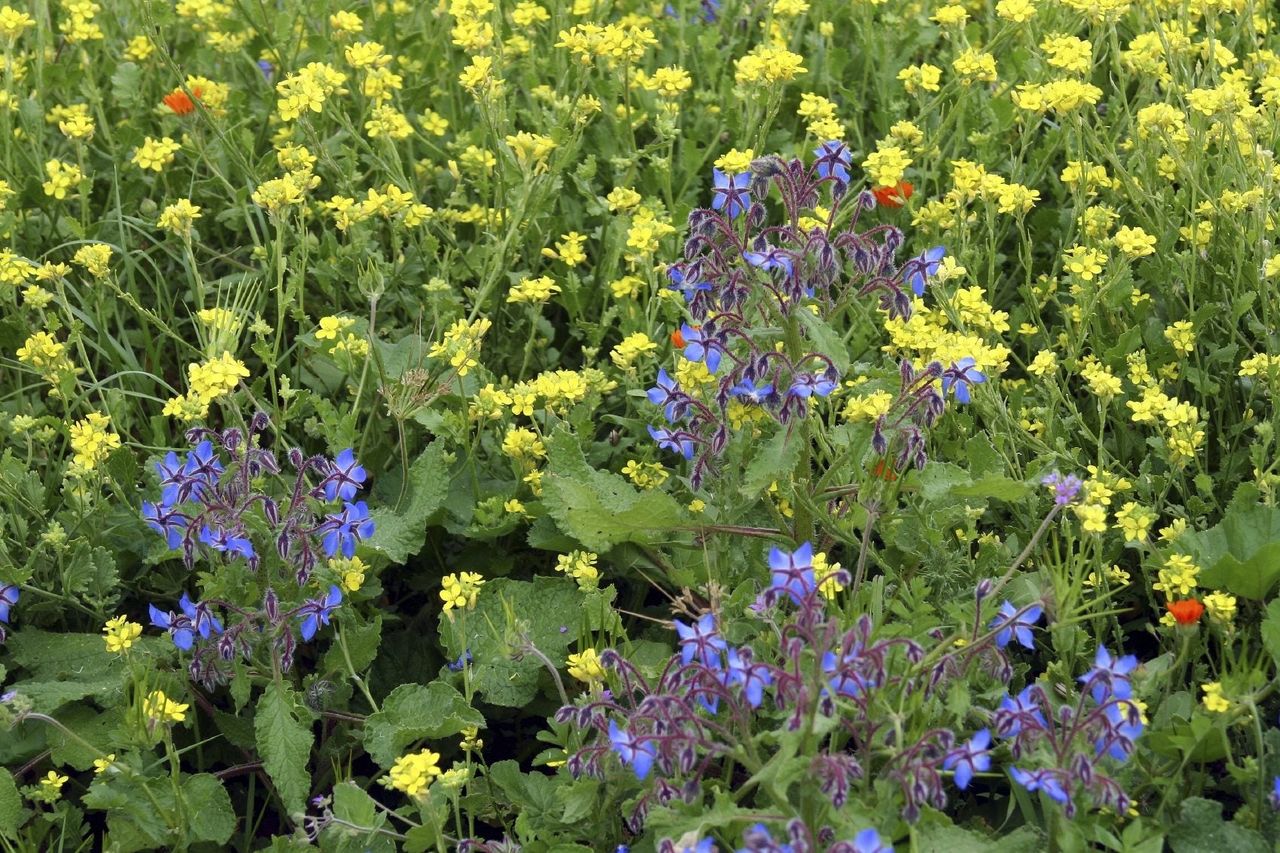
<box><xmin>68</xmin><ymin>412</ymin><xmax>122</xmax><ymax>474</ymax></box>
<box><xmin>714</xmin><ymin>148</ymin><xmax>755</xmax><ymax>174</ymax></box>
<box><xmin>1027</xmin><ymin>351</ymin><xmax>1057</xmax><ymax>377</ymax></box>
<box><xmin>555</xmin><ymin>550</ymin><xmax>599</xmax><ymax>589</ymax></box>
<box><xmin>43</xmin><ymin>159</ymin><xmax>83</xmax><ymax>199</ymax></box>
<box><xmin>144</xmin><ymin>689</ymin><xmax>189</xmax><ymax>725</ymax></box>
<box><xmin>383</xmin><ymin>749</ymin><xmax>442</xmax><ymax>797</ymax></box>
<box><xmin>103</xmin><ymin>615</ymin><xmax>143</xmax><ymax>654</ymax></box>
<box><xmin>952</xmin><ymin>49</ymin><xmax>998</xmax><ymax>84</ymax></box>
<box><xmin>862</xmin><ymin>146</ymin><xmax>911</xmax><ymax>188</ymax></box>
<box><xmin>815</xmin><ymin>551</ymin><xmax>845</xmax><ymax>598</ymax></box>
<box><xmin>92</xmin><ymin>754</ymin><xmax>116</xmax><ymax>774</ymax></box>
<box><xmin>734</xmin><ymin>45</ymin><xmax>806</xmax><ymax>85</ymax></box>
<box><xmin>331</xmin><ymin>556</ymin><xmax>368</xmax><ymax>593</ymax></box>
<box><xmin>1163</xmin><ymin>320</ymin><xmax>1196</xmax><ymax>356</ymax></box>
<box><xmin>541</xmin><ymin>232</ymin><xmax>587</xmax><ymax>267</ymax></box>
<box><xmin>72</xmin><ymin>243</ymin><xmax>113</xmax><ymax>278</ymax></box>
<box><xmin>39</xmin><ymin>771</ymin><xmax>68</xmax><ymax>800</ymax></box>
<box><xmin>605</xmin><ymin>187</ymin><xmax>641</xmax><ymax>212</ymax></box>
<box><xmin>508</xmin><ymin>275</ymin><xmax>561</xmax><ymax>305</ymax></box>
<box><xmin>1112</xmin><ymin>226</ymin><xmax>1156</xmax><ymax>258</ymax></box>
<box><xmin>567</xmin><ymin>648</ymin><xmax>606</xmax><ymax>683</ymax></box>
<box><xmin>1073</xmin><ymin>503</ymin><xmax>1108</xmax><ymax>533</ymax></box>
<box><xmin>157</xmin><ymin>199</ymin><xmax>202</xmax><ymax>236</ymax></box>
<box><xmin>440</xmin><ymin>572</ymin><xmax>485</xmax><ymax>612</ymax></box>
<box><xmin>505</xmin><ymin>131</ymin><xmax>557</xmax><ymax>171</ymax></box>
<box><xmin>132</xmin><ymin>136</ymin><xmax>181</xmax><ymax>172</ymax></box>
<box><xmin>1153</xmin><ymin>554</ymin><xmax>1200</xmax><ymax>597</ymax></box>
<box><xmin>897</xmin><ymin>63</ymin><xmax>942</xmax><ymax>94</ymax></box>
<box><xmin>1113</xmin><ymin>502</ymin><xmax>1156</xmax><ymax>542</ymax></box>
<box><xmin>1201</xmin><ymin>682</ymin><xmax>1230</xmax><ymax>713</ymax></box>
<box><xmin>610</xmin><ymin>333</ymin><xmax>657</xmax><ymax>369</ymax></box>
<box><xmin>1203</xmin><ymin>591</ymin><xmax>1237</xmax><ymax>624</ymax></box>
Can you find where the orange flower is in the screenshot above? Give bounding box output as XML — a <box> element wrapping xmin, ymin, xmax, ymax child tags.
<box><xmin>873</xmin><ymin>181</ymin><xmax>914</xmax><ymax>209</ymax></box>
<box><xmin>670</xmin><ymin>327</ymin><xmax>688</xmax><ymax>349</ymax></box>
<box><xmin>1166</xmin><ymin>598</ymin><xmax>1204</xmax><ymax>626</ymax></box>
<box><xmin>162</xmin><ymin>86</ymin><xmax>202</xmax><ymax>116</ymax></box>
<box><xmin>871</xmin><ymin>459</ymin><xmax>898</xmax><ymax>482</ymax></box>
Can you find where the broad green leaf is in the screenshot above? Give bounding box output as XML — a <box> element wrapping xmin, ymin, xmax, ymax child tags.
<box><xmin>1183</xmin><ymin>503</ymin><xmax>1280</xmax><ymax>598</ymax></box>
<box><xmin>950</xmin><ymin>475</ymin><xmax>1031</xmax><ymax>502</ymax></box>
<box><xmin>739</xmin><ymin>427</ymin><xmax>799</xmax><ymax>497</ymax></box>
<box><xmin>326</xmin><ymin>781</ymin><xmax>395</xmax><ymax>853</ymax></box>
<box><xmin>438</xmin><ymin>576</ymin><xmax>581</xmax><ymax>707</ymax></box>
<box><xmin>542</xmin><ymin>430</ymin><xmax>687</xmax><ymax>552</ymax></box>
<box><xmin>796</xmin><ymin>309</ymin><xmax>850</xmax><ymax>373</ymax></box>
<box><xmin>324</xmin><ymin>615</ymin><xmax>383</xmax><ymax>675</ymax></box>
<box><xmin>368</xmin><ymin>442</ymin><xmax>450</xmax><ymax>563</ymax></box>
<box><xmin>362</xmin><ymin>682</ymin><xmax>483</xmax><ymax>767</ymax></box>
<box><xmin>1169</xmin><ymin>798</ymin><xmax>1269</xmax><ymax>853</ymax></box>
<box><xmin>255</xmin><ymin>684</ymin><xmax>315</xmax><ymax>817</ymax></box>
<box><xmin>183</xmin><ymin>774</ymin><xmax>236</xmax><ymax>846</ymax></box>
<box><xmin>0</xmin><ymin>768</ymin><xmax>22</xmax><ymax>840</ymax></box>
<box><xmin>1262</xmin><ymin>599</ymin><xmax>1280</xmax><ymax>668</ymax></box>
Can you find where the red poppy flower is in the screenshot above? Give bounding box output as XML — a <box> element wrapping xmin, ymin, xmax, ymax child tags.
<box><xmin>871</xmin><ymin>459</ymin><xmax>898</xmax><ymax>482</ymax></box>
<box><xmin>1166</xmin><ymin>598</ymin><xmax>1204</xmax><ymax>626</ymax></box>
<box><xmin>873</xmin><ymin>181</ymin><xmax>914</xmax><ymax>209</ymax></box>
<box><xmin>162</xmin><ymin>86</ymin><xmax>202</xmax><ymax>116</ymax></box>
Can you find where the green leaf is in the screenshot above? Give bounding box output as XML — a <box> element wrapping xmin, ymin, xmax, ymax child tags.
<box><xmin>796</xmin><ymin>309</ymin><xmax>850</xmax><ymax>373</ymax></box>
<box><xmin>368</xmin><ymin>442</ymin><xmax>450</xmax><ymax>563</ymax></box>
<box><xmin>324</xmin><ymin>615</ymin><xmax>383</xmax><ymax>674</ymax></box>
<box><xmin>362</xmin><ymin>681</ymin><xmax>484</xmax><ymax>767</ymax></box>
<box><xmin>327</xmin><ymin>781</ymin><xmax>395</xmax><ymax>853</ymax></box>
<box><xmin>0</xmin><ymin>768</ymin><xmax>23</xmax><ymax>840</ymax></box>
<box><xmin>183</xmin><ymin>774</ymin><xmax>236</xmax><ymax>846</ymax></box>
<box><xmin>1262</xmin><ymin>599</ymin><xmax>1280</xmax><ymax>668</ymax></box>
<box><xmin>739</xmin><ymin>427</ymin><xmax>799</xmax><ymax>497</ymax></box>
<box><xmin>488</xmin><ymin>760</ymin><xmax>561</xmax><ymax>814</ymax></box>
<box><xmin>950</xmin><ymin>474</ymin><xmax>1031</xmax><ymax>502</ymax></box>
<box><xmin>1183</xmin><ymin>503</ymin><xmax>1280</xmax><ymax>598</ymax></box>
<box><xmin>438</xmin><ymin>576</ymin><xmax>581</xmax><ymax>707</ymax></box>
<box><xmin>542</xmin><ymin>430</ymin><xmax>687</xmax><ymax>552</ymax></box>
<box><xmin>1169</xmin><ymin>798</ymin><xmax>1269</xmax><ymax>853</ymax></box>
<box><xmin>255</xmin><ymin>684</ymin><xmax>315</xmax><ymax>817</ymax></box>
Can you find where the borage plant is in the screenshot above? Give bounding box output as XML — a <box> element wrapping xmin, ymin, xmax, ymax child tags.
<box><xmin>141</xmin><ymin>412</ymin><xmax>374</xmax><ymax>686</ymax></box>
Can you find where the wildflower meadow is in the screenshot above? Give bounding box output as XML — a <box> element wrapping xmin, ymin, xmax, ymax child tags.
<box><xmin>5</xmin><ymin>0</ymin><xmax>1280</xmax><ymax>849</ymax></box>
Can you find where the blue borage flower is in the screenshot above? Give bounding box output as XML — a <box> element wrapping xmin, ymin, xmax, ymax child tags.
<box><xmin>298</xmin><ymin>585</ymin><xmax>343</xmax><ymax>641</ymax></box>
<box><xmin>319</xmin><ymin>501</ymin><xmax>375</xmax><ymax>558</ymax></box>
<box><xmin>943</xmin><ymin>729</ymin><xmax>991</xmax><ymax>790</ymax></box>
<box><xmin>767</xmin><ymin>541</ymin><xmax>816</xmax><ymax>605</ymax></box>
<box><xmin>904</xmin><ymin>245</ymin><xmax>945</xmax><ymax>296</ymax></box>
<box><xmin>0</xmin><ymin>583</ymin><xmax>17</xmax><ymax>642</ymax></box>
<box><xmin>607</xmin><ymin>719</ymin><xmax>655</xmax><ymax>780</ymax></box>
<box><xmin>941</xmin><ymin>357</ymin><xmax>987</xmax><ymax>404</ymax></box>
<box><xmin>710</xmin><ymin>168</ymin><xmax>751</xmax><ymax>219</ymax></box>
<box><xmin>674</xmin><ymin>613</ymin><xmax>727</xmax><ymax>668</ymax></box>
<box><xmin>989</xmin><ymin>600</ymin><xmax>1042</xmax><ymax>649</ymax></box>
<box><xmin>0</xmin><ymin>584</ymin><xmax>17</xmax><ymax>623</ymax></box>
<box><xmin>643</xmin><ymin>149</ymin><xmax>964</xmax><ymax>488</ymax></box>
<box><xmin>138</xmin><ymin>414</ymin><xmax>370</xmax><ymax>684</ymax></box>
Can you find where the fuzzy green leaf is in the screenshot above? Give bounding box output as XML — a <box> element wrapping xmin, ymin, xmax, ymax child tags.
<box><xmin>255</xmin><ymin>684</ymin><xmax>314</xmax><ymax>817</ymax></box>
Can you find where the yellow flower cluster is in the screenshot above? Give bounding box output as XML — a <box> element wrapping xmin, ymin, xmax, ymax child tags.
<box><xmin>383</xmin><ymin>749</ymin><xmax>442</xmax><ymax>797</ymax></box>
<box><xmin>508</xmin><ymin>275</ymin><xmax>561</xmax><ymax>305</ymax></box>
<box><xmin>440</xmin><ymin>571</ymin><xmax>485</xmax><ymax>612</ymax></box>
<box><xmin>556</xmin><ymin>549</ymin><xmax>599</xmax><ymax>589</ymax></box>
<box><xmin>144</xmin><ymin>689</ymin><xmax>189</xmax><ymax>725</ymax></box>
<box><xmin>610</xmin><ymin>332</ymin><xmax>657</xmax><ymax>369</ymax></box>
<box><xmin>103</xmin><ymin>615</ymin><xmax>142</xmax><ymax>653</ymax></box>
<box><xmin>276</xmin><ymin>62</ymin><xmax>348</xmax><ymax>121</ymax></box>
<box><xmin>429</xmin><ymin>318</ymin><xmax>492</xmax><ymax>377</ymax></box>
<box><xmin>68</xmin><ymin>412</ymin><xmax>121</xmax><ymax>475</ymax></box>
<box><xmin>621</xmin><ymin>459</ymin><xmax>667</xmax><ymax>489</ymax></box>
<box><xmin>567</xmin><ymin>648</ymin><xmax>606</xmax><ymax>683</ymax></box>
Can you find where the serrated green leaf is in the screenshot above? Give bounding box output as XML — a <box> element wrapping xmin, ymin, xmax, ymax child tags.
<box><xmin>542</xmin><ymin>430</ymin><xmax>687</xmax><ymax>552</ymax></box>
<box><xmin>796</xmin><ymin>309</ymin><xmax>850</xmax><ymax>373</ymax></box>
<box><xmin>0</xmin><ymin>768</ymin><xmax>23</xmax><ymax>840</ymax></box>
<box><xmin>327</xmin><ymin>781</ymin><xmax>395</xmax><ymax>853</ymax></box>
<box><xmin>368</xmin><ymin>442</ymin><xmax>450</xmax><ymax>563</ymax></box>
<box><xmin>255</xmin><ymin>684</ymin><xmax>314</xmax><ymax>817</ymax></box>
<box><xmin>183</xmin><ymin>774</ymin><xmax>236</xmax><ymax>845</ymax></box>
<box><xmin>950</xmin><ymin>474</ymin><xmax>1030</xmax><ymax>501</ymax></box>
<box><xmin>739</xmin><ymin>427</ymin><xmax>799</xmax><ymax>497</ymax></box>
<box><xmin>362</xmin><ymin>681</ymin><xmax>483</xmax><ymax>767</ymax></box>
